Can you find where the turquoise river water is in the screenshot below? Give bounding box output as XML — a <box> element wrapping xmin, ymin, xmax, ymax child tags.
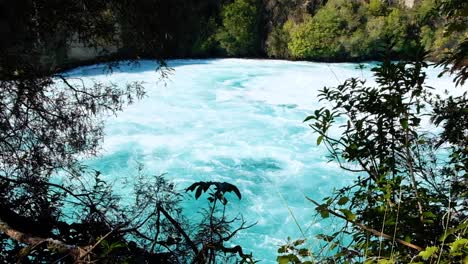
<box><xmin>65</xmin><ymin>59</ymin><xmax>459</xmax><ymax>262</ymax></box>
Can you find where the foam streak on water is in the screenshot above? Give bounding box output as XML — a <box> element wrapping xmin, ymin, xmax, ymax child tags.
<box><xmin>67</xmin><ymin>59</ymin><xmax>460</xmax><ymax>262</ymax></box>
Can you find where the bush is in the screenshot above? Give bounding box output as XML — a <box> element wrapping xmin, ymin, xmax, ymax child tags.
<box><xmin>367</xmin><ymin>0</ymin><xmax>387</xmax><ymax>16</ymax></box>
<box><xmin>191</xmin><ymin>18</ymin><xmax>222</xmax><ymax>57</ymax></box>
<box><xmin>266</xmin><ymin>21</ymin><xmax>293</xmax><ymax>58</ymax></box>
<box><xmin>300</xmin><ymin>53</ymin><xmax>468</xmax><ymax>264</ymax></box>
<box><xmin>216</xmin><ymin>0</ymin><xmax>261</xmax><ymax>56</ymax></box>
<box><xmin>287</xmin><ymin>7</ymin><xmax>345</xmax><ymax>60</ymax></box>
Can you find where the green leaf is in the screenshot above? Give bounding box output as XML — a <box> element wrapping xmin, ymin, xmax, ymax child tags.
<box><xmin>399</xmin><ymin>118</ymin><xmax>408</xmax><ymax>129</ymax></box>
<box><xmin>422</xmin><ymin>211</ymin><xmax>436</xmax><ymax>218</ymax></box>
<box><xmin>316</xmin><ymin>204</ymin><xmax>330</xmax><ymax>218</ymax></box>
<box><xmin>293</xmin><ymin>239</ymin><xmax>306</xmax><ymax>246</ymax></box>
<box><xmin>186</xmin><ymin>182</ymin><xmax>199</xmax><ymax>192</ymax></box>
<box><xmin>278</xmin><ymin>245</ymin><xmax>288</xmax><ymax>253</ymax></box>
<box><xmin>287</xmin><ymin>254</ymin><xmax>301</xmax><ymax>263</ymax></box>
<box><xmin>337</xmin><ymin>196</ymin><xmax>349</xmax><ymax>205</ymax></box>
<box><xmin>439</xmin><ymin>221</ymin><xmax>468</xmax><ymax>241</ymax></box>
<box><xmin>304</xmin><ymin>115</ymin><xmax>315</xmax><ymax>122</ymax></box>
<box><xmin>277</xmin><ymin>256</ymin><xmax>289</xmax><ymax>264</ymax></box>
<box><xmin>298</xmin><ymin>248</ymin><xmax>311</xmax><ymax>257</ymax></box>
<box><xmin>317</xmin><ymin>135</ymin><xmax>324</xmax><ymax>145</ymax></box>
<box><xmin>110</xmin><ymin>242</ymin><xmax>125</xmax><ymax>250</ymax></box>
<box><xmin>101</xmin><ymin>240</ymin><xmax>109</xmax><ymax>248</ymax></box>
<box><xmin>418</xmin><ymin>246</ymin><xmax>438</xmax><ymax>260</ymax></box>
<box><xmin>339</xmin><ymin>209</ymin><xmax>356</xmax><ymax>221</ymax></box>
<box><xmin>319</xmin><ymin>209</ymin><xmax>329</xmax><ymax>218</ymax></box>
<box><xmin>316</xmin><ymin>234</ymin><xmax>334</xmax><ymax>241</ymax></box>
<box><xmin>195</xmin><ymin>186</ymin><xmax>203</xmax><ymax>199</ymax></box>
<box><xmin>229</xmin><ymin>184</ymin><xmax>242</xmax><ymax>200</ymax></box>
<box><xmin>450</xmin><ymin>238</ymin><xmax>468</xmax><ymax>253</ymax></box>
<box><xmin>377</xmin><ymin>259</ymin><xmax>395</xmax><ymax>264</ymax></box>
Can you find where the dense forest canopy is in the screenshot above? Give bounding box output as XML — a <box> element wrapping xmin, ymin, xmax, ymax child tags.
<box><xmin>0</xmin><ymin>0</ymin><xmax>467</xmax><ymax>263</ymax></box>
<box><xmin>2</xmin><ymin>0</ymin><xmax>467</xmax><ymax>68</ymax></box>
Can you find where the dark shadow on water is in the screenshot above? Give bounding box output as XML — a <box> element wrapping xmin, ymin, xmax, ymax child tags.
<box><xmin>63</xmin><ymin>59</ymin><xmax>222</xmax><ymax>77</ymax></box>
<box><xmin>208</xmin><ymin>157</ymin><xmax>282</xmax><ymax>174</ymax></box>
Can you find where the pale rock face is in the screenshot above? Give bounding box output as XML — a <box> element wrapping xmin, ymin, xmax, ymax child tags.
<box><xmin>67</xmin><ymin>44</ymin><xmax>101</xmax><ymax>61</ymax></box>
<box><xmin>67</xmin><ymin>32</ymin><xmax>119</xmax><ymax>62</ymax></box>
<box><xmin>403</xmin><ymin>0</ymin><xmax>415</xmax><ymax>8</ymax></box>
<box><xmin>67</xmin><ymin>42</ymin><xmax>117</xmax><ymax>62</ymax></box>
<box><xmin>388</xmin><ymin>0</ymin><xmax>417</xmax><ymax>8</ymax></box>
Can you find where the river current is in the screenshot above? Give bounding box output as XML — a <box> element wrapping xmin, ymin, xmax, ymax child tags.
<box><xmin>66</xmin><ymin>59</ymin><xmax>459</xmax><ymax>262</ymax></box>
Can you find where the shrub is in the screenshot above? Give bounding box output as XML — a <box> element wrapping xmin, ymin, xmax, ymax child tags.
<box><xmin>216</xmin><ymin>0</ymin><xmax>261</xmax><ymax>56</ymax></box>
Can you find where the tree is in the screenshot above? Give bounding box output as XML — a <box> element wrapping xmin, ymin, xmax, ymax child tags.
<box><xmin>0</xmin><ymin>1</ymin><xmax>253</xmax><ymax>262</ymax></box>
<box><xmin>288</xmin><ymin>10</ymin><xmax>344</xmax><ymax>60</ymax></box>
<box><xmin>216</xmin><ymin>0</ymin><xmax>261</xmax><ymax>56</ymax></box>
<box><xmin>266</xmin><ymin>22</ymin><xmax>292</xmax><ymax>58</ymax></box>
<box><xmin>367</xmin><ymin>0</ymin><xmax>388</xmax><ymax>16</ymax></box>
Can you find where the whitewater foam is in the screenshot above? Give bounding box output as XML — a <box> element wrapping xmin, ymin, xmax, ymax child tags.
<box><xmin>72</xmin><ymin>59</ymin><xmax>461</xmax><ymax>262</ymax></box>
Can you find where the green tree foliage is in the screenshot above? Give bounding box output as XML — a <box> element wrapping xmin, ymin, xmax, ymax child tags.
<box><xmin>2</xmin><ymin>0</ymin><xmax>465</xmax><ymax>62</ymax></box>
<box><xmin>191</xmin><ymin>18</ymin><xmax>223</xmax><ymax>57</ymax></box>
<box><xmin>266</xmin><ymin>22</ymin><xmax>293</xmax><ymax>58</ymax></box>
<box><xmin>268</xmin><ymin>0</ymin><xmax>466</xmax><ymax>61</ymax></box>
<box><xmin>367</xmin><ymin>0</ymin><xmax>387</xmax><ymax>16</ymax></box>
<box><xmin>117</xmin><ymin>0</ymin><xmax>225</xmax><ymax>58</ymax></box>
<box><xmin>277</xmin><ymin>2</ymin><xmax>467</xmax><ymax>263</ymax></box>
<box><xmin>287</xmin><ymin>9</ymin><xmax>345</xmax><ymax>60</ymax></box>
<box><xmin>216</xmin><ymin>0</ymin><xmax>261</xmax><ymax>56</ymax></box>
<box><xmin>277</xmin><ymin>238</ymin><xmax>312</xmax><ymax>264</ymax></box>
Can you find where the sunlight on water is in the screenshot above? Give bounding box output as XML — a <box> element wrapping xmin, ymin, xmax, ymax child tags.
<box><xmin>65</xmin><ymin>59</ymin><xmax>460</xmax><ymax>262</ymax></box>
